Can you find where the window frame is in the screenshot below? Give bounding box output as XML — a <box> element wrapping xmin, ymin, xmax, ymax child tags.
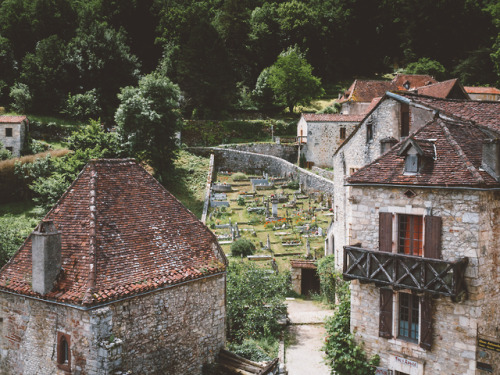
<box><xmin>57</xmin><ymin>332</ymin><xmax>71</xmax><ymax>372</ymax></box>
<box><xmin>397</xmin><ymin>214</ymin><xmax>424</xmax><ymax>256</ymax></box>
<box><xmin>5</xmin><ymin>128</ymin><xmax>13</xmax><ymax>137</ymax></box>
<box><xmin>397</xmin><ymin>292</ymin><xmax>420</xmax><ymax>343</ymax></box>
<box><xmin>366</xmin><ymin>120</ymin><xmax>374</xmax><ymax>142</ymax></box>
<box><xmin>340</xmin><ymin>127</ymin><xmax>346</xmax><ymax>140</ymax></box>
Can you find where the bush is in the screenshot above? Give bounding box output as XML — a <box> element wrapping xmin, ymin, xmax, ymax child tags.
<box><xmin>232</xmin><ymin>172</ymin><xmax>247</xmax><ymax>181</ymax></box>
<box><xmin>299</xmin><ymin>153</ymin><xmax>306</xmax><ymax>168</ymax></box>
<box><xmin>285</xmin><ymin>180</ymin><xmax>299</xmax><ymax>190</ymax></box>
<box><xmin>227</xmin><ymin>339</ymin><xmax>273</xmax><ymax>362</ymax></box>
<box><xmin>0</xmin><ymin>141</ymin><xmax>12</xmax><ymax>160</ymax></box>
<box><xmin>237</xmin><ymin>196</ymin><xmax>246</xmax><ymax>206</ymax></box>
<box><xmin>230</xmin><ymin>239</ymin><xmax>256</xmax><ymax>257</ymax></box>
<box><xmin>324</xmin><ymin>279</ymin><xmax>379</xmax><ymax>375</ymax></box>
<box><xmin>227</xmin><ymin>262</ymin><xmax>289</xmax><ymax>343</ymax></box>
<box><xmin>317</xmin><ymin>255</ymin><xmax>337</xmax><ymax>306</ymax></box>
<box><xmin>62</xmin><ymin>89</ymin><xmax>101</xmax><ymax>121</ymax></box>
<box><xmin>9</xmin><ymin>82</ymin><xmax>32</xmax><ymax>112</ymax></box>
<box><xmin>404</xmin><ymin>57</ymin><xmax>446</xmax><ymax>81</ymax></box>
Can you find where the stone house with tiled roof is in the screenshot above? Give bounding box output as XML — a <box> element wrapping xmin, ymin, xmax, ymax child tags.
<box><xmin>297</xmin><ymin>113</ymin><xmax>364</xmax><ymax>168</ymax></box>
<box><xmin>343</xmin><ymin>117</ymin><xmax>500</xmax><ymax>374</ymax></box>
<box><xmin>0</xmin><ymin>159</ymin><xmax>227</xmax><ymax>374</ymax></box>
<box><xmin>0</xmin><ymin>115</ymin><xmax>28</xmax><ymax>157</ymax></box>
<box><xmin>465</xmin><ymin>86</ymin><xmax>500</xmax><ymax>101</ymax></box>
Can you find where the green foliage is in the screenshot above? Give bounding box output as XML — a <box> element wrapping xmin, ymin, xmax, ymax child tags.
<box><xmin>227</xmin><ymin>262</ymin><xmax>289</xmax><ymax>343</ymax></box>
<box><xmin>227</xmin><ymin>338</ymin><xmax>276</xmax><ymax>362</ymax></box>
<box><xmin>252</xmin><ymin>67</ymin><xmax>280</xmax><ymax>110</ymax></box>
<box><xmin>317</xmin><ymin>102</ymin><xmax>341</xmax><ymax>114</ymax></box>
<box><xmin>116</xmin><ymin>73</ymin><xmax>182</xmax><ymax>182</ymax></box>
<box><xmin>9</xmin><ymin>82</ymin><xmax>32</xmax><ymax>113</ymax></box>
<box><xmin>230</xmin><ymin>239</ymin><xmax>256</xmax><ymax>257</ymax></box>
<box><xmin>284</xmin><ymin>179</ymin><xmax>299</xmax><ymax>190</ymax></box>
<box><xmin>404</xmin><ymin>57</ymin><xmax>446</xmax><ymax>80</ymax></box>
<box><xmin>299</xmin><ymin>153</ymin><xmax>306</xmax><ymax>168</ymax></box>
<box><xmin>316</xmin><ymin>255</ymin><xmax>337</xmax><ymax>306</ymax></box>
<box><xmin>232</xmin><ymin>172</ymin><xmax>248</xmax><ymax>181</ymax></box>
<box><xmin>0</xmin><ymin>212</ymin><xmax>40</xmax><ymax>267</ymax></box>
<box><xmin>0</xmin><ymin>141</ymin><xmax>12</xmax><ymax>161</ymax></box>
<box><xmin>62</xmin><ymin>89</ymin><xmax>101</xmax><ymax>121</ymax></box>
<box><xmin>324</xmin><ymin>279</ymin><xmax>379</xmax><ymax>375</ymax></box>
<box><xmin>237</xmin><ymin>196</ymin><xmax>246</xmax><ymax>206</ymax></box>
<box><xmin>66</xmin><ymin>121</ymin><xmax>119</xmax><ymax>155</ymax></box>
<box><xmin>267</xmin><ymin>46</ymin><xmax>324</xmax><ymax>113</ymax></box>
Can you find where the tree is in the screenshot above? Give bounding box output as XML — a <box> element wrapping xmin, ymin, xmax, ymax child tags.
<box><xmin>115</xmin><ymin>73</ymin><xmax>182</xmax><ymax>182</ymax></box>
<box><xmin>404</xmin><ymin>57</ymin><xmax>446</xmax><ymax>80</ymax></box>
<box><xmin>267</xmin><ymin>46</ymin><xmax>323</xmax><ymax>113</ymax></box>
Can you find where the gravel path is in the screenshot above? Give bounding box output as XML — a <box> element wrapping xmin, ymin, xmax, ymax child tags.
<box><xmin>285</xmin><ymin>299</ymin><xmax>334</xmax><ymax>375</ymax></box>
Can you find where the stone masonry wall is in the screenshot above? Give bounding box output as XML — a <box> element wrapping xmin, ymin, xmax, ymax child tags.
<box><xmin>217</xmin><ymin>143</ymin><xmax>298</xmax><ymax>163</ymax></box>
<box><xmin>347</xmin><ymin>185</ymin><xmax>497</xmax><ymax>375</ymax></box>
<box><xmin>189</xmin><ymin>147</ymin><xmax>335</xmax><ymax>197</ymax></box>
<box><xmin>0</xmin><ymin>122</ymin><xmax>26</xmax><ymax>157</ymax></box>
<box><xmin>301</xmin><ymin>121</ymin><xmax>358</xmax><ymax>168</ymax></box>
<box><xmin>0</xmin><ymin>274</ymin><xmax>225</xmax><ymax>375</ymax></box>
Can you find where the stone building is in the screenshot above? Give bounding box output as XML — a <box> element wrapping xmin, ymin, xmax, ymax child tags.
<box><xmin>465</xmin><ymin>86</ymin><xmax>500</xmax><ymax>101</ymax></box>
<box><xmin>0</xmin><ymin>115</ymin><xmax>28</xmax><ymax>157</ymax></box>
<box><xmin>331</xmin><ymin>92</ymin><xmax>500</xmax><ymax>269</ymax></box>
<box><xmin>343</xmin><ymin>117</ymin><xmax>500</xmax><ymax>374</ymax></box>
<box><xmin>296</xmin><ymin>113</ymin><xmax>364</xmax><ymax>168</ymax></box>
<box><xmin>0</xmin><ymin>159</ymin><xmax>227</xmax><ymax>375</ymax></box>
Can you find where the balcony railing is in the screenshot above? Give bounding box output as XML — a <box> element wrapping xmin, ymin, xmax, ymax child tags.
<box><xmin>343</xmin><ymin>246</ymin><xmax>468</xmax><ymax>300</ymax></box>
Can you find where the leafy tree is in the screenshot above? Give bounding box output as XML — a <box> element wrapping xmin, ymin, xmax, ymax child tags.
<box><xmin>226</xmin><ymin>262</ymin><xmax>289</xmax><ymax>343</ymax></box>
<box><xmin>66</xmin><ymin>120</ymin><xmax>119</xmax><ymax>153</ymax></box>
<box><xmin>115</xmin><ymin>73</ymin><xmax>182</xmax><ymax>182</ymax></box>
<box><xmin>62</xmin><ymin>89</ymin><xmax>102</xmax><ymax>121</ymax></box>
<box><xmin>267</xmin><ymin>46</ymin><xmax>324</xmax><ymax>113</ymax></box>
<box><xmin>252</xmin><ymin>67</ymin><xmax>279</xmax><ymax>110</ymax></box>
<box><xmin>0</xmin><ymin>36</ymin><xmax>16</xmax><ymax>102</ymax></box>
<box><xmin>404</xmin><ymin>57</ymin><xmax>446</xmax><ymax>80</ymax></box>
<box><xmin>9</xmin><ymin>83</ymin><xmax>32</xmax><ymax>113</ymax></box>
<box><xmin>230</xmin><ymin>239</ymin><xmax>256</xmax><ymax>257</ymax></box>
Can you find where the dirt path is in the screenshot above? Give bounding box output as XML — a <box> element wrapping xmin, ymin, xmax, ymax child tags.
<box><xmin>284</xmin><ymin>299</ymin><xmax>334</xmax><ymax>375</ymax></box>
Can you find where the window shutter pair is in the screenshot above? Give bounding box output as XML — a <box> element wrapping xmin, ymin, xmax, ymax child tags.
<box><xmin>377</xmin><ymin>213</ymin><xmax>441</xmax><ymax>349</ymax></box>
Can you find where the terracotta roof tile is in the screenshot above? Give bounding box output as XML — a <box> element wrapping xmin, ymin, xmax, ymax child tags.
<box><xmin>348</xmin><ymin>119</ymin><xmax>500</xmax><ymax>188</ymax></box>
<box><xmin>391</xmin><ymin>74</ymin><xmax>437</xmax><ymax>90</ymax></box>
<box><xmin>302</xmin><ymin>113</ymin><xmax>364</xmax><ymax>122</ymax></box>
<box><xmin>0</xmin><ymin>159</ymin><xmax>226</xmax><ymax>306</ymax></box>
<box><xmin>0</xmin><ymin>115</ymin><xmax>27</xmax><ymax>123</ymax></box>
<box><xmin>412</xmin><ymin>79</ymin><xmax>466</xmax><ymax>99</ymax></box>
<box><xmin>464</xmin><ymin>86</ymin><xmax>500</xmax><ymax>95</ymax></box>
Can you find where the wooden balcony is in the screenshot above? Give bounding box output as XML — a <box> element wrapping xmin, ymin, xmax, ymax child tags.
<box><xmin>343</xmin><ymin>246</ymin><xmax>468</xmax><ymax>300</ymax></box>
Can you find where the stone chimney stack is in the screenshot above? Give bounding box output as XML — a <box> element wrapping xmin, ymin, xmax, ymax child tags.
<box><xmin>32</xmin><ymin>220</ymin><xmax>61</xmax><ymax>295</ymax></box>
<box><xmin>482</xmin><ymin>138</ymin><xmax>500</xmax><ymax>181</ymax></box>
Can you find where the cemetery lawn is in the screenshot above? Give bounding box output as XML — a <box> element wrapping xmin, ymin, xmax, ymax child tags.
<box><xmin>207</xmin><ymin>172</ymin><xmax>331</xmax><ymax>272</ymax></box>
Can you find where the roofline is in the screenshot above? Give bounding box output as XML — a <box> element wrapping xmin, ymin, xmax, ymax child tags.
<box><xmin>0</xmin><ymin>271</ymin><xmax>226</xmax><ymax>311</ymax></box>
<box><xmin>345</xmin><ymin>182</ymin><xmax>500</xmax><ymax>191</ymax></box>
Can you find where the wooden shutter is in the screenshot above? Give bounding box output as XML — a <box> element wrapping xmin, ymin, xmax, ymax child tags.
<box><xmin>379</xmin><ymin>212</ymin><xmax>393</xmax><ymax>252</ymax></box>
<box><xmin>420</xmin><ymin>295</ymin><xmax>433</xmax><ymax>350</ymax></box>
<box><xmin>424</xmin><ymin>216</ymin><xmax>442</xmax><ymax>259</ymax></box>
<box><xmin>379</xmin><ymin>288</ymin><xmax>393</xmax><ymax>338</ymax></box>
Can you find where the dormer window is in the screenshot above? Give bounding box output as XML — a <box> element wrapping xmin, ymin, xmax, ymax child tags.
<box><xmin>403</xmin><ymin>80</ymin><xmax>410</xmax><ymax>90</ymax></box>
<box><xmin>398</xmin><ymin>138</ymin><xmax>435</xmax><ymax>175</ymax></box>
<box><xmin>405</xmin><ymin>154</ymin><xmax>418</xmax><ymax>173</ymax></box>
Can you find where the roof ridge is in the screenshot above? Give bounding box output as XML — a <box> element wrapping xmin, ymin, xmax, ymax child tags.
<box><xmin>438</xmin><ymin>120</ymin><xmax>485</xmax><ymax>184</ymax></box>
<box><xmin>82</xmin><ymin>161</ymin><xmax>98</xmax><ymax>305</ymax></box>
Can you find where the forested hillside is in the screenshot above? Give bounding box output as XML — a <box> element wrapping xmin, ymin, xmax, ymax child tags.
<box><xmin>0</xmin><ymin>0</ymin><xmax>499</xmax><ymax>121</ymax></box>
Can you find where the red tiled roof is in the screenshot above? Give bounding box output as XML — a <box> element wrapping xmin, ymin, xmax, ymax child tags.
<box><xmin>0</xmin><ymin>159</ymin><xmax>226</xmax><ymax>306</ymax></box>
<box><xmin>302</xmin><ymin>113</ymin><xmax>364</xmax><ymax>122</ymax></box>
<box><xmin>397</xmin><ymin>92</ymin><xmax>500</xmax><ymax>132</ymax></box>
<box><xmin>391</xmin><ymin>74</ymin><xmax>437</xmax><ymax>90</ymax></box>
<box><xmin>412</xmin><ymin>79</ymin><xmax>467</xmax><ymax>99</ymax></box>
<box><xmin>464</xmin><ymin>86</ymin><xmax>500</xmax><ymax>95</ymax></box>
<box><xmin>347</xmin><ymin>118</ymin><xmax>500</xmax><ymax>187</ymax></box>
<box><xmin>0</xmin><ymin>115</ymin><xmax>27</xmax><ymax>123</ymax></box>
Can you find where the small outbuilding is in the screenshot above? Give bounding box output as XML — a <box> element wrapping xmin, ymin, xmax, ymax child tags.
<box><xmin>0</xmin><ymin>115</ymin><xmax>28</xmax><ymax>157</ymax></box>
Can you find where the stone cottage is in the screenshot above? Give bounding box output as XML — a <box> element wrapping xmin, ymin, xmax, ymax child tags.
<box><xmin>331</xmin><ymin>92</ymin><xmax>500</xmax><ymax>270</ymax></box>
<box><xmin>0</xmin><ymin>159</ymin><xmax>227</xmax><ymax>375</ymax></box>
<box><xmin>0</xmin><ymin>115</ymin><xmax>28</xmax><ymax>157</ymax></box>
<box><xmin>343</xmin><ymin>117</ymin><xmax>500</xmax><ymax>374</ymax></box>
<box><xmin>296</xmin><ymin>113</ymin><xmax>364</xmax><ymax>168</ymax></box>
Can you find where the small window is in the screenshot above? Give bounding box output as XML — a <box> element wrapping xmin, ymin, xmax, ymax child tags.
<box><xmin>405</xmin><ymin>154</ymin><xmax>418</xmax><ymax>173</ymax></box>
<box><xmin>340</xmin><ymin>127</ymin><xmax>346</xmax><ymax>139</ymax></box>
<box><xmin>398</xmin><ymin>214</ymin><xmax>423</xmax><ymax>256</ymax></box>
<box><xmin>366</xmin><ymin>121</ymin><xmax>373</xmax><ymax>142</ymax></box>
<box><xmin>5</xmin><ymin>147</ymin><xmax>13</xmax><ymax>153</ymax></box>
<box><xmin>5</xmin><ymin>128</ymin><xmax>12</xmax><ymax>137</ymax></box>
<box><xmin>349</xmin><ymin>168</ymin><xmax>359</xmax><ymax>176</ymax></box>
<box><xmin>398</xmin><ymin>292</ymin><xmax>419</xmax><ymax>342</ymax></box>
<box><xmin>57</xmin><ymin>332</ymin><xmax>71</xmax><ymax>371</ymax></box>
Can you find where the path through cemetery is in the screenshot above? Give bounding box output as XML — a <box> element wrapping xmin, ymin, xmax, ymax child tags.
<box><xmin>285</xmin><ymin>299</ymin><xmax>334</xmax><ymax>375</ymax></box>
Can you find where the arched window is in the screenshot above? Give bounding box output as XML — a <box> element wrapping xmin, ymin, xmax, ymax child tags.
<box><xmin>57</xmin><ymin>332</ymin><xmax>71</xmax><ymax>371</ymax></box>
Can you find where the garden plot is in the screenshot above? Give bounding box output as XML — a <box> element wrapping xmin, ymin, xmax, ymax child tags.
<box><xmin>206</xmin><ymin>172</ymin><xmax>332</xmax><ymax>271</ymax></box>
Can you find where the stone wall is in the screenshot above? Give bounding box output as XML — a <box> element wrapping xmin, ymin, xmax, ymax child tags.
<box><xmin>0</xmin><ymin>274</ymin><xmax>226</xmax><ymax>375</ymax></box>
<box><xmin>0</xmin><ymin>121</ymin><xmax>26</xmax><ymax>157</ymax></box>
<box><xmin>347</xmin><ymin>185</ymin><xmax>500</xmax><ymax>375</ymax></box>
<box><xmin>217</xmin><ymin>143</ymin><xmax>298</xmax><ymax>163</ymax></box>
<box><xmin>189</xmin><ymin>147</ymin><xmax>335</xmax><ymax>198</ymax></box>
<box><xmin>300</xmin><ymin>121</ymin><xmax>358</xmax><ymax>168</ymax></box>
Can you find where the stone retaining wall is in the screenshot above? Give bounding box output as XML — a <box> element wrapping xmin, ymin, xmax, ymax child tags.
<box><xmin>216</xmin><ymin>143</ymin><xmax>298</xmax><ymax>163</ymax></box>
<box><xmin>189</xmin><ymin>147</ymin><xmax>334</xmax><ymax>198</ymax></box>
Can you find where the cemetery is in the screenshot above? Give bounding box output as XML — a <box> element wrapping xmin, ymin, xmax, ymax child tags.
<box><xmin>206</xmin><ymin>170</ymin><xmax>332</xmax><ymax>276</ymax></box>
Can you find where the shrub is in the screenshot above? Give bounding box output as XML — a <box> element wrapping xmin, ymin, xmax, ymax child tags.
<box><xmin>9</xmin><ymin>82</ymin><xmax>32</xmax><ymax>112</ymax></box>
<box><xmin>227</xmin><ymin>339</ymin><xmax>273</xmax><ymax>362</ymax></box>
<box><xmin>285</xmin><ymin>180</ymin><xmax>299</xmax><ymax>190</ymax></box>
<box><xmin>324</xmin><ymin>279</ymin><xmax>379</xmax><ymax>375</ymax></box>
<box><xmin>0</xmin><ymin>141</ymin><xmax>12</xmax><ymax>161</ymax></box>
<box><xmin>299</xmin><ymin>153</ymin><xmax>306</xmax><ymax>168</ymax></box>
<box><xmin>230</xmin><ymin>239</ymin><xmax>256</xmax><ymax>257</ymax></box>
<box><xmin>62</xmin><ymin>89</ymin><xmax>101</xmax><ymax>121</ymax></box>
<box><xmin>237</xmin><ymin>197</ymin><xmax>246</xmax><ymax>206</ymax></box>
<box><xmin>227</xmin><ymin>262</ymin><xmax>289</xmax><ymax>343</ymax></box>
<box><xmin>232</xmin><ymin>172</ymin><xmax>247</xmax><ymax>181</ymax></box>
<box><xmin>316</xmin><ymin>255</ymin><xmax>337</xmax><ymax>306</ymax></box>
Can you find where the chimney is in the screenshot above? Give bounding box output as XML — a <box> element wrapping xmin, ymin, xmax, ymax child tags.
<box><xmin>32</xmin><ymin>220</ymin><xmax>61</xmax><ymax>295</ymax></box>
<box><xmin>482</xmin><ymin>139</ymin><xmax>500</xmax><ymax>181</ymax></box>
